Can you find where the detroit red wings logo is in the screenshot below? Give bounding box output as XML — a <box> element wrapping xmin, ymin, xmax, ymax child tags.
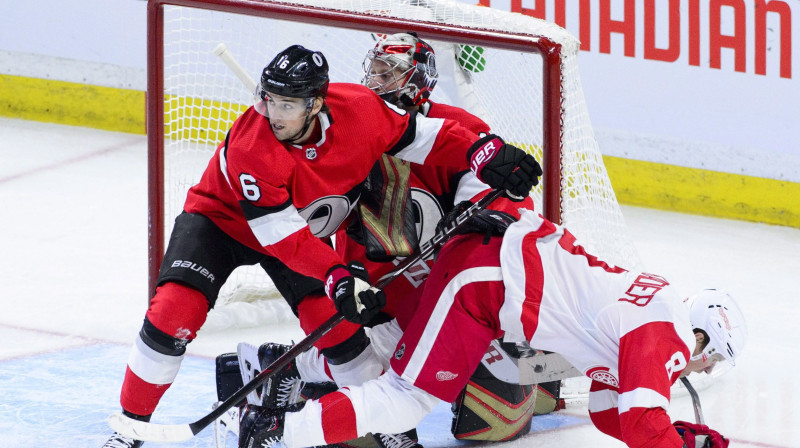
<box><xmin>436</xmin><ymin>371</ymin><xmax>458</xmax><ymax>381</ymax></box>
<box><xmin>587</xmin><ymin>366</ymin><xmax>619</xmax><ymax>388</ymax></box>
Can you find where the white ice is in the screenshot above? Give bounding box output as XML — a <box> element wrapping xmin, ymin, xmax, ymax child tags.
<box><xmin>1</xmin><ymin>117</ymin><xmax>798</xmax><ymax>447</ymax></box>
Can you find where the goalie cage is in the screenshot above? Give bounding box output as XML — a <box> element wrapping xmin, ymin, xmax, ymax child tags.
<box><xmin>146</xmin><ymin>0</ymin><xmax>642</xmax><ymax>334</ymax></box>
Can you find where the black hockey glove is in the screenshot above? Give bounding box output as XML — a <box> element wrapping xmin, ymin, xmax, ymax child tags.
<box><xmin>467</xmin><ymin>134</ymin><xmax>543</xmax><ymax>201</ymax></box>
<box><xmin>325</xmin><ymin>262</ymin><xmax>385</xmax><ymax>325</ymax></box>
<box><xmin>435</xmin><ymin>200</ymin><xmax>517</xmax><ymax>237</ymax></box>
<box><xmin>673</xmin><ymin>421</ymin><xmax>730</xmax><ymax>448</ymax></box>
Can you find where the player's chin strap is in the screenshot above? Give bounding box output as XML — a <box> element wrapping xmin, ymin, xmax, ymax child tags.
<box><xmin>107</xmin><ymin>189</ymin><xmax>506</xmax><ymax>443</ymax></box>
<box><xmin>286</xmin><ymin>103</ymin><xmax>317</xmax><ymax>144</ymax></box>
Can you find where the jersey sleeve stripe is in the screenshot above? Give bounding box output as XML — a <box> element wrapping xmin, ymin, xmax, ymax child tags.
<box><xmin>587</xmin><ymin>388</ymin><xmax>619</xmax><ymax>413</ymax></box>
<box><xmin>618</xmin><ymin>387</ymin><xmax>669</xmax><ymax>414</ymax></box>
<box><xmin>453</xmin><ymin>172</ymin><xmax>490</xmax><ymax>204</ymax></box>
<box><xmin>386</xmin><ymin>109</ymin><xmax>417</xmax><ymax>156</ymax></box>
<box><xmin>247</xmin><ymin>204</ymin><xmax>308</xmax><ymax>246</ymax></box>
<box><xmin>400</xmin><ymin>266</ymin><xmax>503</xmax><ymax>383</ymax></box>
<box><xmin>219</xmin><ymin>134</ymin><xmax>233</xmax><ymax>189</ymax></box>
<box><xmin>390</xmin><ymin>113</ymin><xmax>445</xmax><ymax>164</ymax></box>
<box><xmin>239</xmin><ymin>197</ymin><xmax>293</xmax><ymax>221</ymax></box>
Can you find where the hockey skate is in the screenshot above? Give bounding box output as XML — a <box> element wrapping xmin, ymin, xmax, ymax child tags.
<box><xmin>372</xmin><ymin>429</ymin><xmax>422</xmax><ymax>448</ymax></box>
<box><xmin>238</xmin><ymin>342</ymin><xmax>305</xmax><ymax>408</ymax></box>
<box><xmin>101</xmin><ymin>432</ymin><xmax>142</xmax><ymax>448</ymax></box>
<box><xmin>239</xmin><ymin>403</ymin><xmax>305</xmax><ymax>448</ymax></box>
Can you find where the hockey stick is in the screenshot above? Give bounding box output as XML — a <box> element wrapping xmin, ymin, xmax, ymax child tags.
<box><xmin>213</xmin><ymin>43</ymin><xmax>258</xmax><ymax>93</ymax></box>
<box><xmin>680</xmin><ymin>377</ymin><xmax>706</xmax><ymax>425</ymax></box>
<box><xmin>108</xmin><ymin>189</ymin><xmax>505</xmax><ymax>443</ymax></box>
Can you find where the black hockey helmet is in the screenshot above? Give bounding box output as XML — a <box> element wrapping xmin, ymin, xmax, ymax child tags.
<box><xmin>259</xmin><ymin>45</ymin><xmax>329</xmax><ymax>99</ymax></box>
<box><xmin>362</xmin><ymin>31</ymin><xmax>438</xmax><ymax>107</ymax></box>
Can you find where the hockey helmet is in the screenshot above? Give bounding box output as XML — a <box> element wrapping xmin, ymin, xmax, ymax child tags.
<box><xmin>362</xmin><ymin>32</ymin><xmax>438</xmax><ymax>107</ymax></box>
<box><xmin>259</xmin><ymin>45</ymin><xmax>329</xmax><ymax>99</ymax></box>
<box><xmin>686</xmin><ymin>289</ymin><xmax>747</xmax><ymax>366</ymax></box>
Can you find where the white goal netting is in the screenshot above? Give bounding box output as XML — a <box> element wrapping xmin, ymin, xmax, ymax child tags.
<box><xmin>149</xmin><ymin>0</ymin><xmax>642</xmax><ymax>332</ymax></box>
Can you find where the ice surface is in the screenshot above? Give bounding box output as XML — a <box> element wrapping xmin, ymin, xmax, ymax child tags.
<box><xmin>1</xmin><ymin>117</ymin><xmax>797</xmax><ymax>447</ymax></box>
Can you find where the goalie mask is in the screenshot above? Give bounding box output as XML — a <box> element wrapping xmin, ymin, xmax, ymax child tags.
<box><xmin>362</xmin><ymin>32</ymin><xmax>438</xmax><ymax>107</ymax></box>
<box><xmin>686</xmin><ymin>289</ymin><xmax>748</xmax><ymax>366</ymax></box>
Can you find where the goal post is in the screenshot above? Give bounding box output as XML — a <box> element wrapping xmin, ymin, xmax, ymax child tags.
<box><xmin>146</xmin><ymin>0</ymin><xmax>640</xmax><ymax>327</ymax></box>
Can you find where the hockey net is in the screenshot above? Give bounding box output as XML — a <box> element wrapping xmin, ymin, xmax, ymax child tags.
<box><xmin>147</xmin><ymin>0</ymin><xmax>642</xmax><ymax>333</ymax></box>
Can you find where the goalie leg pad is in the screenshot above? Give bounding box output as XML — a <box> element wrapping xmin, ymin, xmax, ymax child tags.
<box><xmin>450</xmin><ymin>362</ymin><xmax>536</xmax><ymax>441</ymax></box>
<box><xmin>533</xmin><ymin>380</ymin><xmax>564</xmax><ymax>415</ymax></box>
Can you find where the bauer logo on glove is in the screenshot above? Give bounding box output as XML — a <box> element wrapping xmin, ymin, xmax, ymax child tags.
<box><xmin>469</xmin><ymin>137</ymin><xmax>503</xmax><ymax>174</ymax></box>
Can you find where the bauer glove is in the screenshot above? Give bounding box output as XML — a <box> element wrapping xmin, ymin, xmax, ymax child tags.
<box><xmin>467</xmin><ymin>134</ymin><xmax>542</xmax><ymax>201</ymax></box>
<box><xmin>325</xmin><ymin>262</ymin><xmax>385</xmax><ymax>325</ymax></box>
<box><xmin>673</xmin><ymin>421</ymin><xmax>730</xmax><ymax>448</ymax></box>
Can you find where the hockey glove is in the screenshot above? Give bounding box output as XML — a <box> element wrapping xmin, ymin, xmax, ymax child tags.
<box><xmin>435</xmin><ymin>200</ymin><xmax>517</xmax><ymax>238</ymax></box>
<box><xmin>467</xmin><ymin>134</ymin><xmax>542</xmax><ymax>201</ymax></box>
<box><xmin>325</xmin><ymin>262</ymin><xmax>386</xmax><ymax>325</ymax></box>
<box><xmin>673</xmin><ymin>421</ymin><xmax>730</xmax><ymax>448</ymax></box>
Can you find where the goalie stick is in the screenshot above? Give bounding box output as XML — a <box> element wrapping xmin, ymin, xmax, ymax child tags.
<box><xmin>108</xmin><ymin>189</ymin><xmax>506</xmax><ymax>443</ymax></box>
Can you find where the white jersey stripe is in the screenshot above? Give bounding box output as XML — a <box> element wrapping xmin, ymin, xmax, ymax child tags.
<box><xmin>618</xmin><ymin>387</ymin><xmax>670</xmax><ymax>413</ymax></box>
<box><xmin>587</xmin><ymin>388</ymin><xmax>620</xmax><ymax>413</ymax></box>
<box><xmin>248</xmin><ymin>205</ymin><xmax>308</xmax><ymax>246</ymax></box>
<box><xmin>400</xmin><ymin>266</ymin><xmax>503</xmax><ymax>383</ymax></box>
<box><xmin>391</xmin><ymin>114</ymin><xmax>445</xmax><ymax>164</ymax></box>
<box><xmin>453</xmin><ymin>171</ymin><xmax>491</xmax><ymax>204</ymax></box>
<box><xmin>219</xmin><ymin>145</ymin><xmax>233</xmax><ymax>189</ymax></box>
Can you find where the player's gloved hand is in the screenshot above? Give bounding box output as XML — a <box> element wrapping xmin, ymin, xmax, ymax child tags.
<box><xmin>325</xmin><ymin>262</ymin><xmax>385</xmax><ymax>325</ymax></box>
<box><xmin>467</xmin><ymin>134</ymin><xmax>542</xmax><ymax>201</ymax></box>
<box><xmin>673</xmin><ymin>421</ymin><xmax>730</xmax><ymax>448</ymax></box>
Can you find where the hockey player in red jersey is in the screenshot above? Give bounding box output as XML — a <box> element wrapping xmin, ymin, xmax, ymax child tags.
<box><xmin>237</xmin><ymin>210</ymin><xmax>746</xmax><ymax>448</ymax></box>
<box><xmin>102</xmin><ymin>44</ymin><xmax>541</xmax><ymax>448</ymax></box>
<box><xmin>341</xmin><ymin>31</ymin><xmax>536</xmax><ymax>326</ymax></box>
<box><xmin>228</xmin><ymin>32</ymin><xmax>539</xmax><ymax>448</ymax></box>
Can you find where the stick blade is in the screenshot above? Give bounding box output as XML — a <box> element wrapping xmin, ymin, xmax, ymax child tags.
<box><xmin>108</xmin><ymin>413</ymin><xmax>195</xmax><ymax>443</ymax></box>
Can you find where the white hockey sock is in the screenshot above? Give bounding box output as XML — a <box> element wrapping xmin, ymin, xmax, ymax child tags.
<box><xmin>295</xmin><ymin>320</ymin><xmax>402</xmax><ymax>382</ymax></box>
<box><xmin>294</xmin><ymin>345</ymin><xmax>334</xmax><ymax>383</ymax></box>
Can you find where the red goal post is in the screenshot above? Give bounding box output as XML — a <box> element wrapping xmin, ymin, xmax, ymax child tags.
<box><xmin>146</xmin><ymin>0</ymin><xmax>639</xmax><ymax>325</ymax></box>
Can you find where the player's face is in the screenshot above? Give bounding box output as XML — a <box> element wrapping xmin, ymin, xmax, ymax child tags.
<box><xmin>365</xmin><ymin>58</ymin><xmax>407</xmax><ymax>95</ymax></box>
<box><xmin>263</xmin><ymin>92</ymin><xmax>311</xmax><ymax>141</ymax></box>
<box><xmin>682</xmin><ymin>352</ymin><xmax>725</xmax><ymax>376</ymax></box>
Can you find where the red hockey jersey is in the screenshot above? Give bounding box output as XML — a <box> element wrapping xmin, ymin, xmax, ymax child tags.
<box><xmin>333</xmin><ymin>100</ymin><xmax>533</xmax><ymax>324</ymax></box>
<box><xmin>183</xmin><ymin>84</ymin><xmax>480</xmax><ymax>281</ymax></box>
